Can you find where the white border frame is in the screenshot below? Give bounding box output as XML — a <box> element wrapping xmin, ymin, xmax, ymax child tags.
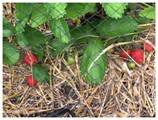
<box><xmin>0</xmin><ymin>0</ymin><xmax>157</xmax><ymax>120</ymax></box>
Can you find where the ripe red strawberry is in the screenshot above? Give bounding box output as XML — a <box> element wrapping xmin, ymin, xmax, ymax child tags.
<box><xmin>24</xmin><ymin>51</ymin><xmax>38</xmax><ymax>65</ymax></box>
<box><xmin>131</xmin><ymin>49</ymin><xmax>144</xmax><ymax>64</ymax></box>
<box><xmin>119</xmin><ymin>50</ymin><xmax>131</xmax><ymax>59</ymax></box>
<box><xmin>144</xmin><ymin>42</ymin><xmax>154</xmax><ymax>53</ymax></box>
<box><xmin>26</xmin><ymin>75</ymin><xmax>38</xmax><ymax>87</ymax></box>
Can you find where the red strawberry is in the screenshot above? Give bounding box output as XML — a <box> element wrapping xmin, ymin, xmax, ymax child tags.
<box><xmin>26</xmin><ymin>75</ymin><xmax>38</xmax><ymax>87</ymax></box>
<box><xmin>144</xmin><ymin>42</ymin><xmax>154</xmax><ymax>53</ymax></box>
<box><xmin>119</xmin><ymin>50</ymin><xmax>131</xmax><ymax>59</ymax></box>
<box><xmin>131</xmin><ymin>49</ymin><xmax>144</xmax><ymax>64</ymax></box>
<box><xmin>24</xmin><ymin>51</ymin><xmax>38</xmax><ymax>65</ymax></box>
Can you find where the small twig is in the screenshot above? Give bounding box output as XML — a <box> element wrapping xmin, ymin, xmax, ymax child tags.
<box><xmin>18</xmin><ymin>87</ymin><xmax>30</xmax><ymax>107</ymax></box>
<box><xmin>63</xmin><ymin>59</ymin><xmax>76</xmax><ymax>77</ymax></box>
<box><xmin>138</xmin><ymin>23</ymin><xmax>155</xmax><ymax>27</ymax></box>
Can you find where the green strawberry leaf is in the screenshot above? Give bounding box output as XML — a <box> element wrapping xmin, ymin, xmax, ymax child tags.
<box><xmin>80</xmin><ymin>38</ymin><xmax>107</xmax><ymax>85</ymax></box>
<box><xmin>16</xmin><ymin>3</ymin><xmax>33</xmax><ymax>21</ymax></box>
<box><xmin>31</xmin><ymin>46</ymin><xmax>45</xmax><ymax>61</ymax></box>
<box><xmin>66</xmin><ymin>3</ymin><xmax>96</xmax><ymax>20</ymax></box>
<box><xmin>15</xmin><ymin>18</ymin><xmax>28</xmax><ymax>34</ymax></box>
<box><xmin>96</xmin><ymin>16</ymin><xmax>138</xmax><ymax>37</ymax></box>
<box><xmin>30</xmin><ymin>4</ymin><xmax>50</xmax><ymax>28</ymax></box>
<box><xmin>3</xmin><ymin>41</ymin><xmax>20</xmax><ymax>65</ymax></box>
<box><xmin>3</xmin><ymin>17</ymin><xmax>15</xmax><ymax>37</ymax></box>
<box><xmin>33</xmin><ymin>65</ymin><xmax>49</xmax><ymax>83</ymax></box>
<box><xmin>50</xmin><ymin>18</ymin><xmax>71</xmax><ymax>43</ymax></box>
<box><xmin>71</xmin><ymin>23</ymin><xmax>97</xmax><ymax>41</ymax></box>
<box><xmin>16</xmin><ymin>26</ymin><xmax>47</xmax><ymax>50</ymax></box>
<box><xmin>44</xmin><ymin>3</ymin><xmax>67</xmax><ymax>19</ymax></box>
<box><xmin>23</xmin><ymin>26</ymin><xmax>48</xmax><ymax>47</ymax></box>
<box><xmin>15</xmin><ymin>3</ymin><xmax>33</xmax><ymax>33</ymax></box>
<box><xmin>16</xmin><ymin>33</ymin><xmax>29</xmax><ymax>48</ymax></box>
<box><xmin>139</xmin><ymin>6</ymin><xmax>155</xmax><ymax>20</ymax></box>
<box><xmin>50</xmin><ymin>39</ymin><xmax>69</xmax><ymax>55</ymax></box>
<box><xmin>102</xmin><ymin>3</ymin><xmax>128</xmax><ymax>19</ymax></box>
<box><xmin>51</xmin><ymin>23</ymin><xmax>97</xmax><ymax>55</ymax></box>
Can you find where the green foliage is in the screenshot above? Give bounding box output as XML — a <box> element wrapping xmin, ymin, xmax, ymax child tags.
<box><xmin>30</xmin><ymin>4</ymin><xmax>50</xmax><ymax>28</ymax></box>
<box><xmin>102</xmin><ymin>3</ymin><xmax>128</xmax><ymax>19</ymax></box>
<box><xmin>135</xmin><ymin>16</ymin><xmax>152</xmax><ymax>24</ymax></box>
<box><xmin>106</xmin><ymin>35</ymin><xmax>134</xmax><ymax>47</ymax></box>
<box><xmin>3</xmin><ymin>3</ymin><xmax>155</xmax><ymax>85</ymax></box>
<box><xmin>71</xmin><ymin>23</ymin><xmax>97</xmax><ymax>41</ymax></box>
<box><xmin>16</xmin><ymin>3</ymin><xmax>33</xmax><ymax>21</ymax></box>
<box><xmin>51</xmin><ymin>40</ymin><xmax>69</xmax><ymax>55</ymax></box>
<box><xmin>15</xmin><ymin>3</ymin><xmax>33</xmax><ymax>33</ymax></box>
<box><xmin>16</xmin><ymin>33</ymin><xmax>29</xmax><ymax>48</ymax></box>
<box><xmin>96</xmin><ymin>16</ymin><xmax>138</xmax><ymax>37</ymax></box>
<box><xmin>15</xmin><ymin>18</ymin><xmax>28</xmax><ymax>34</ymax></box>
<box><xmin>32</xmin><ymin>46</ymin><xmax>45</xmax><ymax>60</ymax></box>
<box><xmin>139</xmin><ymin>6</ymin><xmax>155</xmax><ymax>20</ymax></box>
<box><xmin>23</xmin><ymin>26</ymin><xmax>47</xmax><ymax>47</ymax></box>
<box><xmin>3</xmin><ymin>18</ymin><xmax>15</xmax><ymax>37</ymax></box>
<box><xmin>44</xmin><ymin>3</ymin><xmax>67</xmax><ymax>19</ymax></box>
<box><xmin>33</xmin><ymin>65</ymin><xmax>50</xmax><ymax>83</ymax></box>
<box><xmin>50</xmin><ymin>18</ymin><xmax>71</xmax><ymax>43</ymax></box>
<box><xmin>80</xmin><ymin>39</ymin><xmax>107</xmax><ymax>85</ymax></box>
<box><xmin>51</xmin><ymin>23</ymin><xmax>97</xmax><ymax>55</ymax></box>
<box><xmin>66</xmin><ymin>3</ymin><xmax>96</xmax><ymax>20</ymax></box>
<box><xmin>3</xmin><ymin>41</ymin><xmax>20</xmax><ymax>65</ymax></box>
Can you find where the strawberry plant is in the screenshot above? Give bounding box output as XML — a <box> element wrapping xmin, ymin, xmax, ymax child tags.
<box><xmin>3</xmin><ymin>3</ymin><xmax>155</xmax><ymax>85</ymax></box>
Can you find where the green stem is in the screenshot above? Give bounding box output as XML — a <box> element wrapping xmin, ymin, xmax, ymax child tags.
<box><xmin>75</xmin><ymin>35</ymin><xmax>100</xmax><ymax>41</ymax></box>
